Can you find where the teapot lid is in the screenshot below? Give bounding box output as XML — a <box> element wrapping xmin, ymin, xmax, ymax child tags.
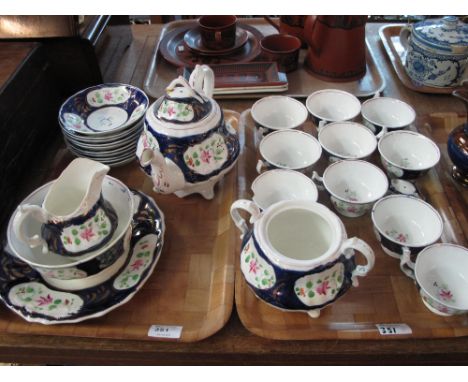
<box><xmin>154</xmin><ymin>76</ymin><xmax>213</xmax><ymax>124</ymax></box>
<box><xmin>412</xmin><ymin>16</ymin><xmax>468</xmax><ymax>54</ymax></box>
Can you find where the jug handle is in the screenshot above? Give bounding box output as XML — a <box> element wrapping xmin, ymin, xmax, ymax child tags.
<box><xmin>189</xmin><ymin>64</ymin><xmax>214</xmax><ymax>99</ymax></box>
<box><xmin>263</xmin><ymin>16</ymin><xmax>280</xmax><ymax>32</ymax></box>
<box><xmin>399</xmin><ymin>25</ymin><xmax>412</xmax><ymax>51</ymax></box>
<box><xmin>12</xmin><ymin>205</ymin><xmax>50</xmax><ymax>254</ymax></box>
<box><xmin>341</xmin><ymin>237</ymin><xmax>375</xmax><ymax>287</ymax></box>
<box><xmin>230</xmin><ymin>199</ymin><xmax>262</xmax><ymax>238</ymax></box>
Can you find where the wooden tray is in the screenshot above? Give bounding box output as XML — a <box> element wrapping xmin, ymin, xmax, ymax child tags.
<box><xmin>379</xmin><ymin>24</ymin><xmax>458</xmax><ymax>95</ymax></box>
<box><xmin>144</xmin><ymin>18</ymin><xmax>386</xmax><ymax>99</ymax></box>
<box><xmin>235</xmin><ymin>110</ymin><xmax>468</xmax><ymax>340</ymax></box>
<box><xmin>0</xmin><ymin>111</ymin><xmax>241</xmax><ymax>343</ymax></box>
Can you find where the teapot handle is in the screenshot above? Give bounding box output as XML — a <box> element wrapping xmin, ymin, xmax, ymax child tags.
<box><xmin>230</xmin><ymin>199</ymin><xmax>262</xmax><ymax>238</ymax></box>
<box><xmin>399</xmin><ymin>25</ymin><xmax>412</xmax><ymax>51</ymax></box>
<box><xmin>341</xmin><ymin>237</ymin><xmax>375</xmax><ymax>287</ymax></box>
<box><xmin>189</xmin><ymin>64</ymin><xmax>214</xmax><ymax>99</ymax></box>
<box><xmin>12</xmin><ymin>205</ymin><xmax>50</xmax><ymax>254</ymax></box>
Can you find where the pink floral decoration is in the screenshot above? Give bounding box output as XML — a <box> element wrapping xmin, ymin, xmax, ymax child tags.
<box><xmin>316</xmin><ymin>280</ymin><xmax>330</xmax><ymax>296</ymax></box>
<box><xmin>201</xmin><ymin>149</ymin><xmax>212</xmax><ymax>164</ymax></box>
<box><xmin>36</xmin><ymin>294</ymin><xmax>53</xmax><ymax>306</ymax></box>
<box><xmin>439</xmin><ymin>289</ymin><xmax>453</xmax><ymax>301</ymax></box>
<box><xmin>249</xmin><ymin>259</ymin><xmax>259</xmax><ymax>274</ymax></box>
<box><xmin>104</xmin><ymin>91</ymin><xmax>113</xmax><ymax>101</ymax></box>
<box><xmin>130</xmin><ymin>259</ymin><xmax>145</xmax><ymax>271</ymax></box>
<box><xmin>80</xmin><ymin>227</ymin><xmax>95</xmax><ymax>241</ymax></box>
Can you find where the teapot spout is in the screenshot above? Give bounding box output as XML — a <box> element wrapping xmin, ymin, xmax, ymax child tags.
<box><xmin>140</xmin><ymin>148</ymin><xmax>185</xmax><ymax>194</ymax></box>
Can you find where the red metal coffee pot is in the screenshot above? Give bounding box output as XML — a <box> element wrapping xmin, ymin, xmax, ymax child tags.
<box><xmin>303</xmin><ymin>16</ymin><xmax>368</xmax><ymax>82</ymax></box>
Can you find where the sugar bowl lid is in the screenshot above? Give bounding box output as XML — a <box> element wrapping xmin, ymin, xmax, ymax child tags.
<box><xmin>153</xmin><ymin>65</ymin><xmax>216</xmax><ymax>125</ymax></box>
<box><xmin>412</xmin><ymin>16</ymin><xmax>468</xmax><ymax>54</ymax></box>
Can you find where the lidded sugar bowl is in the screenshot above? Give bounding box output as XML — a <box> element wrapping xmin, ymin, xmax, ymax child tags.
<box><xmin>136</xmin><ymin>65</ymin><xmax>240</xmax><ymax>199</ymax></box>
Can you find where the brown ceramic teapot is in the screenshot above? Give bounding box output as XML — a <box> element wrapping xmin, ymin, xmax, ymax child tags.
<box><xmin>303</xmin><ymin>16</ymin><xmax>368</xmax><ymax>82</ymax></box>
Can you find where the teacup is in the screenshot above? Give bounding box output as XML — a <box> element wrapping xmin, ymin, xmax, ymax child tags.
<box><xmin>251</xmin><ymin>169</ymin><xmax>319</xmax><ymax>210</ymax></box>
<box><xmin>371</xmin><ymin>195</ymin><xmax>443</xmax><ymax>259</ymax></box>
<box><xmin>317</xmin><ymin>121</ymin><xmax>377</xmax><ymax>162</ymax></box>
<box><xmin>198</xmin><ymin>15</ymin><xmax>237</xmax><ymax>50</ymax></box>
<box><xmin>256</xmin><ymin>129</ymin><xmax>322</xmax><ymax>173</ymax></box>
<box><xmin>260</xmin><ymin>33</ymin><xmax>302</xmax><ymax>73</ymax></box>
<box><xmin>251</xmin><ymin>96</ymin><xmax>308</xmax><ymax>136</ymax></box>
<box><xmin>361</xmin><ymin>96</ymin><xmax>416</xmax><ymax>137</ymax></box>
<box><xmin>12</xmin><ymin>158</ymin><xmax>118</xmax><ymax>256</ymax></box>
<box><xmin>378</xmin><ymin>130</ymin><xmax>440</xmax><ymax>180</ymax></box>
<box><xmin>305</xmin><ymin>89</ymin><xmax>361</xmax><ymax>128</ymax></box>
<box><xmin>230</xmin><ymin>199</ymin><xmax>375</xmax><ymax>318</ymax></box>
<box><xmin>400</xmin><ymin>243</ymin><xmax>468</xmax><ymax>316</ymax></box>
<box><xmin>312</xmin><ymin>160</ymin><xmax>388</xmax><ymax>218</ymax></box>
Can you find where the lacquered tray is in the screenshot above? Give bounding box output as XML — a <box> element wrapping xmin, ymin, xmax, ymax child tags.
<box><xmin>0</xmin><ymin>111</ymin><xmax>241</xmax><ymax>343</ymax></box>
<box><xmin>235</xmin><ymin>110</ymin><xmax>468</xmax><ymax>340</ymax></box>
<box><xmin>379</xmin><ymin>24</ymin><xmax>458</xmax><ymax>95</ymax></box>
<box><xmin>144</xmin><ymin>18</ymin><xmax>386</xmax><ymax>99</ymax></box>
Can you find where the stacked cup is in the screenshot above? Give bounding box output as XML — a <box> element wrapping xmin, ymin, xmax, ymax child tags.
<box><xmin>7</xmin><ymin>158</ymin><xmax>134</xmax><ymax>291</ymax></box>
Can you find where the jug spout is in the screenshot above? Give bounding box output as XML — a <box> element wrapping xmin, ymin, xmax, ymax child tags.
<box><xmin>43</xmin><ymin>158</ymin><xmax>110</xmax><ymax>219</ymax></box>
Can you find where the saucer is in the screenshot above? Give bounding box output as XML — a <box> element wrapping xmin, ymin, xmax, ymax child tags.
<box><xmin>0</xmin><ymin>190</ymin><xmax>165</xmax><ymax>324</ymax></box>
<box><xmin>183</xmin><ymin>26</ymin><xmax>249</xmax><ymax>56</ymax></box>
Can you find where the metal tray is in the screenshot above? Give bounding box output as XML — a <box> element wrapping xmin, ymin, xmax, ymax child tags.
<box><xmin>144</xmin><ymin>18</ymin><xmax>386</xmax><ymax>99</ymax></box>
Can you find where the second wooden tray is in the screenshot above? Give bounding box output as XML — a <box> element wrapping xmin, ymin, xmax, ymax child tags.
<box><xmin>235</xmin><ymin>110</ymin><xmax>468</xmax><ymax>340</ymax></box>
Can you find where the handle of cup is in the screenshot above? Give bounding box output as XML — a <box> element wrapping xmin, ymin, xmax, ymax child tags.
<box><xmin>230</xmin><ymin>199</ymin><xmax>262</xmax><ymax>238</ymax></box>
<box><xmin>12</xmin><ymin>204</ymin><xmax>50</xmax><ymax>254</ymax></box>
<box><xmin>341</xmin><ymin>237</ymin><xmax>375</xmax><ymax>287</ymax></box>
<box><xmin>311</xmin><ymin>171</ymin><xmax>325</xmax><ymax>191</ymax></box>
<box><xmin>400</xmin><ymin>247</ymin><xmax>416</xmax><ymax>279</ymax></box>
<box><xmin>375</xmin><ymin>126</ymin><xmax>388</xmax><ymax>140</ymax></box>
<box><xmin>256</xmin><ymin>159</ymin><xmax>267</xmax><ymax>174</ymax></box>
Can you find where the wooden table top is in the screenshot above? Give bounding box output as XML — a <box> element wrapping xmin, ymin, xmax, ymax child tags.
<box><xmin>0</xmin><ymin>42</ymin><xmax>37</xmax><ymax>90</ymax></box>
<box><xmin>0</xmin><ymin>22</ymin><xmax>467</xmax><ymax>365</ymax></box>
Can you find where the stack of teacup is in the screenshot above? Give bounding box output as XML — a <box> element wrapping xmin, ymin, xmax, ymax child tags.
<box><xmin>7</xmin><ymin>158</ymin><xmax>134</xmax><ymax>291</ymax></box>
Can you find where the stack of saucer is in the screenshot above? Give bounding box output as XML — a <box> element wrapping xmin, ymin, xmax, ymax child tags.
<box><xmin>58</xmin><ymin>83</ymin><xmax>149</xmax><ymax>167</ymax></box>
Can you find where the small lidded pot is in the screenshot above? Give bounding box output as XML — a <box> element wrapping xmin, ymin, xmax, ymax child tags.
<box><xmin>400</xmin><ymin>16</ymin><xmax>468</xmax><ymax>88</ymax></box>
<box><xmin>230</xmin><ymin>199</ymin><xmax>375</xmax><ymax>318</ymax></box>
<box><xmin>137</xmin><ymin>65</ymin><xmax>240</xmax><ymax>200</ymax></box>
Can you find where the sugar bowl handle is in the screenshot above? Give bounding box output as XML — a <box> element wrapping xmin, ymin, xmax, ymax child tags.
<box><xmin>341</xmin><ymin>237</ymin><xmax>375</xmax><ymax>287</ymax></box>
<box><xmin>230</xmin><ymin>199</ymin><xmax>262</xmax><ymax>238</ymax></box>
<box><xmin>12</xmin><ymin>204</ymin><xmax>50</xmax><ymax>254</ymax></box>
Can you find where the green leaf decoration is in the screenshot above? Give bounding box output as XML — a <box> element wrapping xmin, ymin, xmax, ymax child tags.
<box><xmin>264</xmin><ymin>270</ymin><xmax>269</xmax><ymax>276</ymax></box>
<box><xmin>94</xmin><ymin>216</ymin><xmax>99</xmax><ymax>222</ymax></box>
<box><xmin>101</xmin><ymin>223</ymin><xmax>107</xmax><ymax>229</ymax></box>
<box><xmin>245</xmin><ymin>255</ymin><xmax>251</xmax><ymax>262</ymax></box>
<box><xmin>26</xmin><ymin>287</ymin><xmax>34</xmax><ymax>293</ymax></box>
<box><xmin>295</xmin><ymin>287</ymin><xmax>300</xmax><ymax>292</ymax></box>
<box><xmin>132</xmin><ymin>275</ymin><xmax>139</xmax><ymax>281</ymax></box>
<box><xmin>195</xmin><ymin>160</ymin><xmax>200</xmax><ymax>166</ymax></box>
<box><xmin>306</xmin><ymin>281</ymin><xmax>313</xmax><ymax>288</ymax></box>
<box><xmin>49</xmin><ymin>305</ymin><xmax>57</xmax><ymax>310</ymax></box>
<box><xmin>137</xmin><ymin>252</ymin><xmax>143</xmax><ymax>258</ymax></box>
<box><xmin>102</xmin><ymin>230</ymin><xmax>108</xmax><ymax>235</ymax></box>
<box><xmin>75</xmin><ymin>238</ymin><xmax>81</xmax><ymax>245</ymax></box>
<box><xmin>193</xmin><ymin>152</ymin><xmax>198</xmax><ymax>159</ymax></box>
<box><xmin>337</xmin><ymin>275</ymin><xmax>342</xmax><ymax>282</ymax></box>
<box><xmin>54</xmin><ymin>299</ymin><xmax>62</xmax><ymax>305</ymax></box>
<box><xmin>262</xmin><ymin>279</ymin><xmax>268</xmax><ymax>285</ymax></box>
<box><xmin>72</xmin><ymin>229</ymin><xmax>78</xmax><ymax>235</ymax></box>
<box><xmin>308</xmin><ymin>291</ymin><xmax>315</xmax><ymax>298</ymax></box>
<box><xmin>24</xmin><ymin>297</ymin><xmax>32</xmax><ymax>302</ymax></box>
<box><xmin>317</xmin><ymin>279</ymin><xmax>322</xmax><ymax>284</ymax></box>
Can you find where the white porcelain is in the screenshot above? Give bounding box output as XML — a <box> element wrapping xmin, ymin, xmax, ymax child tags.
<box><xmin>251</xmin><ymin>95</ymin><xmax>308</xmax><ymax>134</ymax></box>
<box><xmin>313</xmin><ymin>160</ymin><xmax>388</xmax><ymax>218</ymax></box>
<box><xmin>230</xmin><ymin>200</ymin><xmax>375</xmax><ymax>318</ymax></box>
<box><xmin>361</xmin><ymin>96</ymin><xmax>416</xmax><ymax>136</ymax></box>
<box><xmin>378</xmin><ymin>130</ymin><xmax>440</xmax><ymax>180</ymax></box>
<box><xmin>7</xmin><ymin>176</ymin><xmax>134</xmax><ymax>273</ymax></box>
<box><xmin>256</xmin><ymin>129</ymin><xmax>322</xmax><ymax>173</ymax></box>
<box><xmin>306</xmin><ymin>89</ymin><xmax>361</xmax><ymax>127</ymax></box>
<box><xmin>137</xmin><ymin>65</ymin><xmax>240</xmax><ymax>200</ymax></box>
<box><xmin>372</xmin><ymin>195</ymin><xmax>443</xmax><ymax>259</ymax></box>
<box><xmin>251</xmin><ymin>169</ymin><xmax>318</xmax><ymax>210</ymax></box>
<box><xmin>12</xmin><ymin>158</ymin><xmax>117</xmax><ymax>256</ymax></box>
<box><xmin>317</xmin><ymin>121</ymin><xmax>377</xmax><ymax>162</ymax></box>
<box><xmin>400</xmin><ymin>243</ymin><xmax>468</xmax><ymax>316</ymax></box>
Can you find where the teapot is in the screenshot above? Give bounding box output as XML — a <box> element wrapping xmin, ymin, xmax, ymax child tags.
<box><xmin>448</xmin><ymin>88</ymin><xmax>468</xmax><ymax>186</ymax></box>
<box><xmin>136</xmin><ymin>65</ymin><xmax>240</xmax><ymax>199</ymax></box>
<box><xmin>230</xmin><ymin>199</ymin><xmax>375</xmax><ymax>318</ymax></box>
<box><xmin>303</xmin><ymin>16</ymin><xmax>368</xmax><ymax>82</ymax></box>
<box><xmin>400</xmin><ymin>16</ymin><xmax>468</xmax><ymax>88</ymax></box>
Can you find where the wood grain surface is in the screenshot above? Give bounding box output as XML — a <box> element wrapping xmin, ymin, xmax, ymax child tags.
<box><xmin>235</xmin><ymin>110</ymin><xmax>468</xmax><ymax>340</ymax></box>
